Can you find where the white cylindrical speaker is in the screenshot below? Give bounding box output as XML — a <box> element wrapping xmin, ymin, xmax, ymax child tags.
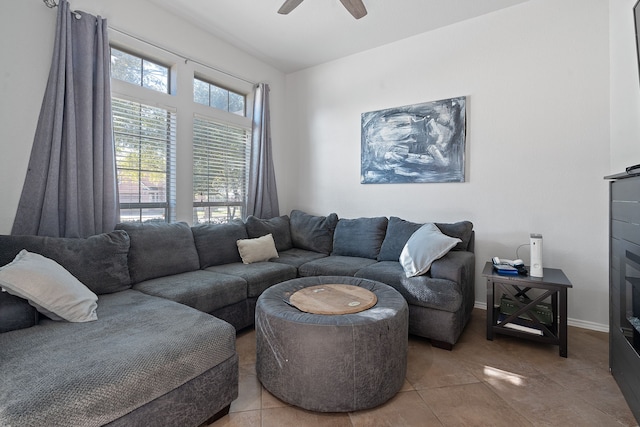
<box><xmin>530</xmin><ymin>233</ymin><xmax>543</xmax><ymax>277</ymax></box>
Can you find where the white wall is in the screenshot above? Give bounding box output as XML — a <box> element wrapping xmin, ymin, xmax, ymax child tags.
<box><xmin>284</xmin><ymin>0</ymin><xmax>611</xmax><ymax>329</ymax></box>
<box><xmin>0</xmin><ymin>0</ymin><xmax>288</xmax><ymax>231</ymax></box>
<box><xmin>610</xmin><ymin>0</ymin><xmax>640</xmax><ymax>172</ymax></box>
<box><xmin>0</xmin><ymin>0</ymin><xmax>614</xmax><ymax>329</ymax></box>
<box><xmin>0</xmin><ymin>2</ymin><xmax>54</xmax><ymax>236</ymax></box>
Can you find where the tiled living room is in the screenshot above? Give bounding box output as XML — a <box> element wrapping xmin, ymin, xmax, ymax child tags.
<box><xmin>2</xmin><ymin>0</ymin><xmax>640</xmax><ymax>426</ymax></box>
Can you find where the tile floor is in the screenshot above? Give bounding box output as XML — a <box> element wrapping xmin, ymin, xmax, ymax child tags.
<box><xmin>211</xmin><ymin>308</ymin><xmax>638</xmax><ymax>427</ymax></box>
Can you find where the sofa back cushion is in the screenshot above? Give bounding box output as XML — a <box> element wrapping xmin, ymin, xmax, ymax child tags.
<box><xmin>378</xmin><ymin>217</ymin><xmax>475</xmax><ymax>261</ymax></box>
<box><xmin>332</xmin><ymin>216</ymin><xmax>388</xmax><ymax>259</ymax></box>
<box><xmin>435</xmin><ymin>221</ymin><xmax>474</xmax><ymax>251</ymax></box>
<box><xmin>378</xmin><ymin>217</ymin><xmax>423</xmax><ymax>261</ymax></box>
<box><xmin>192</xmin><ymin>220</ymin><xmax>248</xmax><ymax>268</ymax></box>
<box><xmin>116</xmin><ymin>222</ymin><xmax>199</xmax><ymax>283</ymax></box>
<box><xmin>289</xmin><ymin>210</ymin><xmax>338</xmax><ymax>255</ymax></box>
<box><xmin>0</xmin><ymin>291</ymin><xmax>39</xmax><ymax>332</ymax></box>
<box><xmin>0</xmin><ymin>231</ymin><xmax>131</xmax><ymax>295</ymax></box>
<box><xmin>245</xmin><ymin>215</ymin><xmax>292</xmax><ymax>252</ymax></box>
<box><xmin>399</xmin><ymin>224</ymin><xmax>462</xmax><ymax>277</ymax></box>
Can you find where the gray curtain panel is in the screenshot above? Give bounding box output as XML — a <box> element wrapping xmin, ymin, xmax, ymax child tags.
<box><xmin>12</xmin><ymin>0</ymin><xmax>117</xmax><ymax>238</ymax></box>
<box><xmin>246</xmin><ymin>83</ymin><xmax>279</xmax><ymax>219</ymax></box>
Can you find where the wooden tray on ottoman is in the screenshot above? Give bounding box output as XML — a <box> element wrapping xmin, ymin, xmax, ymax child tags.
<box><xmin>289</xmin><ymin>284</ymin><xmax>377</xmax><ymax>314</ymax></box>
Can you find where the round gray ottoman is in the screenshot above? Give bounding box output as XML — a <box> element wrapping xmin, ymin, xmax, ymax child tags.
<box><xmin>255</xmin><ymin>276</ymin><xmax>408</xmax><ymax>412</ymax></box>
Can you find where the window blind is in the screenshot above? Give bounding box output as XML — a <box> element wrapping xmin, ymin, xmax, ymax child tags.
<box><xmin>113</xmin><ymin>97</ymin><xmax>176</xmax><ymax>222</ymax></box>
<box><xmin>193</xmin><ymin>115</ymin><xmax>249</xmax><ymax>224</ymax></box>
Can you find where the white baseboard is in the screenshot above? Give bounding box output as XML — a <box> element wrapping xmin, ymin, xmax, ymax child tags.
<box><xmin>566</xmin><ymin>318</ymin><xmax>609</xmax><ymax>332</ymax></box>
<box><xmin>473</xmin><ymin>301</ymin><xmax>609</xmax><ymax>333</ymax></box>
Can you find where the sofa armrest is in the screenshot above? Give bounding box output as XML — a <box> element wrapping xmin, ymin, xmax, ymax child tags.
<box><xmin>430</xmin><ymin>251</ymin><xmax>475</xmax><ymax>287</ymax></box>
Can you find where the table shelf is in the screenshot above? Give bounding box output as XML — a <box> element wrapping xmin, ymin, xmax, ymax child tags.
<box><xmin>482</xmin><ymin>262</ymin><xmax>572</xmax><ymax>358</ymax></box>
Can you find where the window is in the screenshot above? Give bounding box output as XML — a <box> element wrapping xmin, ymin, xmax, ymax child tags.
<box><xmin>193</xmin><ymin>117</ymin><xmax>249</xmax><ymax>224</ymax></box>
<box><xmin>109</xmin><ymin>36</ymin><xmax>253</xmax><ymax>225</ymax></box>
<box><xmin>112</xmin><ymin>98</ymin><xmax>176</xmax><ymax>223</ymax></box>
<box><xmin>111</xmin><ymin>48</ymin><xmax>169</xmax><ymax>93</ymax></box>
<box><xmin>110</xmin><ymin>48</ymin><xmax>176</xmax><ymax>223</ymax></box>
<box><xmin>194</xmin><ymin>78</ymin><xmax>245</xmax><ymax>116</ymax></box>
<box><xmin>192</xmin><ymin>77</ymin><xmax>250</xmax><ymax>224</ymax></box>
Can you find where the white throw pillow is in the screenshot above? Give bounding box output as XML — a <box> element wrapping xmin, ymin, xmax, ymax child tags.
<box><xmin>0</xmin><ymin>250</ymin><xmax>98</xmax><ymax>322</ymax></box>
<box><xmin>237</xmin><ymin>234</ymin><xmax>279</xmax><ymax>264</ymax></box>
<box><xmin>399</xmin><ymin>223</ymin><xmax>462</xmax><ymax>278</ymax></box>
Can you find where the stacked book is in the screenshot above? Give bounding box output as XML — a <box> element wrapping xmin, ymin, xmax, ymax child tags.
<box><xmin>493</xmin><ymin>264</ymin><xmax>519</xmax><ymax>275</ymax></box>
<box><xmin>498</xmin><ymin>295</ymin><xmax>553</xmax><ymax>335</ymax></box>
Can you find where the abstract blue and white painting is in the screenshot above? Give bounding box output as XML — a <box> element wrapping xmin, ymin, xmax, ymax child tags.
<box><xmin>361</xmin><ymin>96</ymin><xmax>466</xmax><ymax>184</ymax></box>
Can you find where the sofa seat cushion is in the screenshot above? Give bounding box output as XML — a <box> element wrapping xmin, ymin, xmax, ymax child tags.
<box><xmin>0</xmin><ymin>231</ymin><xmax>131</xmax><ymax>295</ymax></box>
<box><xmin>205</xmin><ymin>262</ymin><xmax>297</xmax><ymax>298</ymax></box>
<box><xmin>298</xmin><ymin>255</ymin><xmax>377</xmax><ymax>277</ymax></box>
<box><xmin>355</xmin><ymin>261</ymin><xmax>463</xmax><ymax>312</ymax></box>
<box><xmin>0</xmin><ymin>290</ymin><xmax>236</xmax><ymax>427</ymax></box>
<box><xmin>116</xmin><ymin>222</ymin><xmax>200</xmax><ymax>283</ymax></box>
<box><xmin>270</xmin><ymin>248</ymin><xmax>328</xmax><ymax>269</ymax></box>
<box><xmin>132</xmin><ymin>270</ymin><xmax>247</xmax><ymax>314</ymax></box>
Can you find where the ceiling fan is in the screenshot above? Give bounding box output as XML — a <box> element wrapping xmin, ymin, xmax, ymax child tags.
<box><xmin>278</xmin><ymin>0</ymin><xmax>367</xmax><ymax>19</ymax></box>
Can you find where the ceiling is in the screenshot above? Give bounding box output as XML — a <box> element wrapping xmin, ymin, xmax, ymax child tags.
<box><xmin>147</xmin><ymin>0</ymin><xmax>529</xmax><ymax>74</ymax></box>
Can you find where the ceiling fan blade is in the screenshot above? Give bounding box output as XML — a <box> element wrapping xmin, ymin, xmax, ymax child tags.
<box><xmin>339</xmin><ymin>0</ymin><xmax>367</xmax><ymax>19</ymax></box>
<box><xmin>278</xmin><ymin>0</ymin><xmax>304</xmax><ymax>15</ymax></box>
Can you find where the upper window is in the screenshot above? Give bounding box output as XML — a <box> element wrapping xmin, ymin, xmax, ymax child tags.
<box><xmin>194</xmin><ymin>78</ymin><xmax>245</xmax><ymax>116</ymax></box>
<box><xmin>111</xmin><ymin>47</ymin><xmax>170</xmax><ymax>94</ymax></box>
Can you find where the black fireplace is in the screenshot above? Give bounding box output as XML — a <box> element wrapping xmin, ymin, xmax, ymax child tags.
<box><xmin>622</xmin><ymin>250</ymin><xmax>640</xmax><ymax>354</ymax></box>
<box><xmin>608</xmin><ymin>171</ymin><xmax>640</xmax><ymax>423</ymax></box>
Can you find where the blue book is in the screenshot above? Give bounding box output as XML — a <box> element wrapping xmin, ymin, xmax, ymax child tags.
<box><xmin>493</xmin><ymin>265</ymin><xmax>519</xmax><ymax>275</ymax></box>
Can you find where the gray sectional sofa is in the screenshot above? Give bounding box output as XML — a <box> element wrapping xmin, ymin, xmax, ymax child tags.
<box><xmin>0</xmin><ymin>209</ymin><xmax>474</xmax><ymax>426</ymax></box>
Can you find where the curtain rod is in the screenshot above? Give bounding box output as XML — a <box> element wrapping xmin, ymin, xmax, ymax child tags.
<box><xmin>42</xmin><ymin>0</ymin><xmax>257</xmax><ymax>86</ymax></box>
<box><xmin>43</xmin><ymin>0</ymin><xmax>81</xmax><ymax>19</ymax></box>
<box><xmin>108</xmin><ymin>27</ymin><xmax>257</xmax><ymax>86</ymax></box>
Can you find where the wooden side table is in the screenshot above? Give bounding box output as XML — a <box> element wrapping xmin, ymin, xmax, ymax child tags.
<box><xmin>482</xmin><ymin>262</ymin><xmax>573</xmax><ymax>357</ymax></box>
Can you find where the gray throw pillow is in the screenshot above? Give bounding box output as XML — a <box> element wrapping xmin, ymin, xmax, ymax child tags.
<box><xmin>245</xmin><ymin>215</ymin><xmax>292</xmax><ymax>252</ymax></box>
<box><xmin>435</xmin><ymin>221</ymin><xmax>474</xmax><ymax>251</ymax></box>
<box><xmin>0</xmin><ymin>231</ymin><xmax>131</xmax><ymax>295</ymax></box>
<box><xmin>289</xmin><ymin>210</ymin><xmax>338</xmax><ymax>255</ymax></box>
<box><xmin>116</xmin><ymin>222</ymin><xmax>200</xmax><ymax>283</ymax></box>
<box><xmin>378</xmin><ymin>216</ymin><xmax>423</xmax><ymax>261</ymax></box>
<box><xmin>192</xmin><ymin>220</ymin><xmax>248</xmax><ymax>268</ymax></box>
<box><xmin>332</xmin><ymin>217</ymin><xmax>388</xmax><ymax>259</ymax></box>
